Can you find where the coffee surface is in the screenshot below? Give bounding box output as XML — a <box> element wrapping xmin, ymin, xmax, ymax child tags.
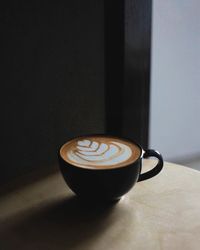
<box><xmin>60</xmin><ymin>136</ymin><xmax>141</xmax><ymax>169</ymax></box>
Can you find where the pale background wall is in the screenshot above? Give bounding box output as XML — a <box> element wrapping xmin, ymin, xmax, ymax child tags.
<box><xmin>150</xmin><ymin>0</ymin><xmax>200</xmax><ymax>163</ymax></box>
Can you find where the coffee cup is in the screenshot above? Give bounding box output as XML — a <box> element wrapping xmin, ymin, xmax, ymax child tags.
<box><xmin>58</xmin><ymin>134</ymin><xmax>163</xmax><ymax>202</ymax></box>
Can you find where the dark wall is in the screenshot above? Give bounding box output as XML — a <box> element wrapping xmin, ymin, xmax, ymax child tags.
<box><xmin>123</xmin><ymin>0</ymin><xmax>152</xmax><ymax>146</ymax></box>
<box><xmin>1</xmin><ymin>0</ymin><xmax>152</xmax><ymax>184</ymax></box>
<box><xmin>1</xmin><ymin>1</ymin><xmax>105</xmax><ymax>183</ymax></box>
<box><xmin>104</xmin><ymin>0</ymin><xmax>152</xmax><ymax>148</ymax></box>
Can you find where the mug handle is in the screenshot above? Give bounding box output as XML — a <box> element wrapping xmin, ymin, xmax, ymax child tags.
<box><xmin>138</xmin><ymin>149</ymin><xmax>163</xmax><ymax>182</ymax></box>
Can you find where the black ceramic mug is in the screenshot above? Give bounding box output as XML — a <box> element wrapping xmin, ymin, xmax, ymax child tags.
<box><xmin>58</xmin><ymin>134</ymin><xmax>163</xmax><ymax>202</ymax></box>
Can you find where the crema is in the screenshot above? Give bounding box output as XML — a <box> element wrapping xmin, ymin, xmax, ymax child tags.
<box><xmin>60</xmin><ymin>136</ymin><xmax>141</xmax><ymax>169</ymax></box>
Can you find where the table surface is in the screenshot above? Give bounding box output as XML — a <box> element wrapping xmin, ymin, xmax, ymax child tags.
<box><xmin>0</xmin><ymin>160</ymin><xmax>200</xmax><ymax>250</ymax></box>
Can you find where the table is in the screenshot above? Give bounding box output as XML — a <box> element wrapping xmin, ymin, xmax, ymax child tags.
<box><xmin>0</xmin><ymin>161</ymin><xmax>200</xmax><ymax>250</ymax></box>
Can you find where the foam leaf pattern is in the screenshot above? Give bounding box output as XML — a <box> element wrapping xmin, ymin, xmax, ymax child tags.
<box><xmin>67</xmin><ymin>139</ymin><xmax>132</xmax><ymax>167</ymax></box>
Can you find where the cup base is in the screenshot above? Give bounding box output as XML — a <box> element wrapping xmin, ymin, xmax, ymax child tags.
<box><xmin>76</xmin><ymin>194</ymin><xmax>121</xmax><ymax>206</ymax></box>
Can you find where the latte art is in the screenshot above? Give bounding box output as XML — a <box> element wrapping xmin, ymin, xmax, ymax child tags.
<box><xmin>61</xmin><ymin>136</ymin><xmax>141</xmax><ymax>169</ymax></box>
<box><xmin>67</xmin><ymin>139</ymin><xmax>132</xmax><ymax>167</ymax></box>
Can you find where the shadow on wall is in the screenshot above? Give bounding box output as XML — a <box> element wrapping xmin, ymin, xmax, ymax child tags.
<box><xmin>1</xmin><ymin>0</ymin><xmax>105</xmax><ymax>183</ymax></box>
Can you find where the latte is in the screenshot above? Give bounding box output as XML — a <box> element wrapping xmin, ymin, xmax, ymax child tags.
<box><xmin>60</xmin><ymin>136</ymin><xmax>141</xmax><ymax>169</ymax></box>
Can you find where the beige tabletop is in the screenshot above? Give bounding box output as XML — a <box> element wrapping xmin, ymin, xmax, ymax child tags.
<box><xmin>0</xmin><ymin>160</ymin><xmax>200</xmax><ymax>250</ymax></box>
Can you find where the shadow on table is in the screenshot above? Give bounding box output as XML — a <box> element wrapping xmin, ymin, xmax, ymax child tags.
<box><xmin>0</xmin><ymin>196</ymin><xmax>119</xmax><ymax>250</ymax></box>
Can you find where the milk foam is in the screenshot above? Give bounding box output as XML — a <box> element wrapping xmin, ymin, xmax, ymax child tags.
<box><xmin>67</xmin><ymin>139</ymin><xmax>132</xmax><ymax>166</ymax></box>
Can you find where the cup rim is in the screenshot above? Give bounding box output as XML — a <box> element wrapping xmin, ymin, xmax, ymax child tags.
<box><xmin>59</xmin><ymin>134</ymin><xmax>144</xmax><ymax>170</ymax></box>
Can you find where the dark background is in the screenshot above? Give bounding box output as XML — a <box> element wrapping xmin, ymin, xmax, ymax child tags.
<box><xmin>1</xmin><ymin>0</ymin><xmax>151</xmax><ymax>184</ymax></box>
<box><xmin>1</xmin><ymin>1</ymin><xmax>105</xmax><ymax>183</ymax></box>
